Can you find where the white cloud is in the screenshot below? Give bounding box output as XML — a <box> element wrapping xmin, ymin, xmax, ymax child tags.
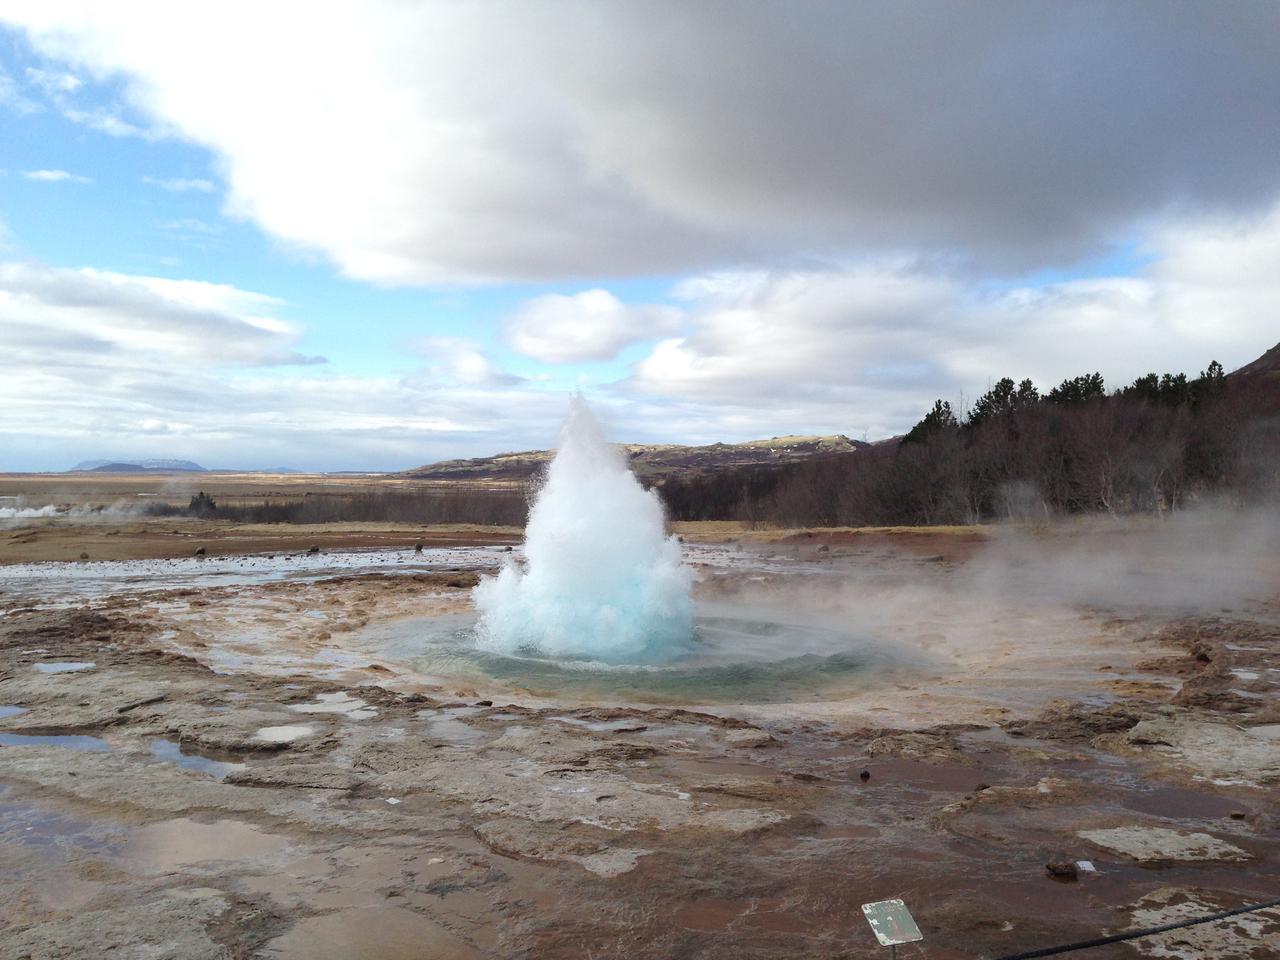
<box><xmin>0</xmin><ymin>64</ymin><xmax>40</xmax><ymax>114</ymax></box>
<box><xmin>61</xmin><ymin>105</ymin><xmax>147</xmax><ymax>138</ymax></box>
<box><xmin>15</xmin><ymin>62</ymin><xmax>148</xmax><ymax>137</ymax></box>
<box><xmin>156</xmin><ymin>218</ymin><xmax>222</xmax><ymax>234</ymax></box>
<box><xmin>0</xmin><ymin>259</ymin><xmax>568</xmax><ymax>470</ymax></box>
<box><xmin>0</xmin><ymin>260</ymin><xmax>314</xmax><ymax>366</ymax></box>
<box><xmin>1</xmin><ymin>208</ymin><xmax>1274</xmax><ymax>471</ymax></box>
<box><xmin>413</xmin><ymin>337</ymin><xmax>523</xmax><ymax>387</ymax></box>
<box><xmin>0</xmin><ymin>281</ymin><xmax>569</xmax><ymax>470</ymax></box>
<box><xmin>630</xmin><ymin>209</ymin><xmax>1280</xmax><ymax>438</ymax></box>
<box><xmin>23</xmin><ymin>168</ymin><xmax>92</xmax><ymax>183</ymax></box>
<box><xmin>144</xmin><ymin>176</ymin><xmax>215</xmax><ymax>193</ymax></box>
<box><xmin>24</xmin><ymin>66</ymin><xmax>80</xmax><ymax>95</ymax></box>
<box><xmin>4</xmin><ymin>4</ymin><xmax>1279</xmax><ymax>283</ymax></box>
<box><xmin>505</xmin><ymin>289</ymin><xmax>681</xmax><ymax>363</ymax></box>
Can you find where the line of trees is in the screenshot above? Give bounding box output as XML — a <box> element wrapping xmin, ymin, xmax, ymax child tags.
<box><xmin>145</xmin><ymin>487</ymin><xmax>530</xmax><ymax>526</ymax></box>
<box><xmin>658</xmin><ymin>361</ymin><xmax>1280</xmax><ymax>526</ymax></box>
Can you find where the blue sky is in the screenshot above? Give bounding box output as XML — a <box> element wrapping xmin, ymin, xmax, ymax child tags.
<box><xmin>1</xmin><ymin>6</ymin><xmax>1277</xmax><ymax>471</ymax></box>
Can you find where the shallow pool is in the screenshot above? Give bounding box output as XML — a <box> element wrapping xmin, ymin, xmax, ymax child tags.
<box><xmin>364</xmin><ymin>601</ymin><xmax>925</xmax><ymax>704</ymax></box>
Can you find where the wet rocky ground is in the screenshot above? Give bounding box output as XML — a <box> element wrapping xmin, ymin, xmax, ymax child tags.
<box><xmin>1</xmin><ymin>530</ymin><xmax>1278</xmax><ymax>959</ymax></box>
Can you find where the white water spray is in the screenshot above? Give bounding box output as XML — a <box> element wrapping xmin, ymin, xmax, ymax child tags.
<box><xmin>473</xmin><ymin>397</ymin><xmax>694</xmax><ymax>662</ymax></box>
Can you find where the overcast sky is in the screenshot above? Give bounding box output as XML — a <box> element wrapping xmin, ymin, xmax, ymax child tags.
<box><xmin>1</xmin><ymin>2</ymin><xmax>1278</xmax><ymax>471</ymax></box>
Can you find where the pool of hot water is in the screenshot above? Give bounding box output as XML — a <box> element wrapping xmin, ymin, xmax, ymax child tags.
<box><xmin>364</xmin><ymin>600</ymin><xmax>921</xmax><ymax>704</ymax></box>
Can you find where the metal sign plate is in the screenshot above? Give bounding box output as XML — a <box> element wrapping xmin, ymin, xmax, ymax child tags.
<box><xmin>862</xmin><ymin>898</ymin><xmax>923</xmax><ymax>946</ymax></box>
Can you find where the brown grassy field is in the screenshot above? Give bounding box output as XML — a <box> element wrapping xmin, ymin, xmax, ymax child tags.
<box><xmin>0</xmin><ymin>519</ymin><xmax>523</xmax><ymax>564</ymax></box>
<box><xmin>0</xmin><ymin>471</ymin><xmax>522</xmax><ymax>510</ymax></box>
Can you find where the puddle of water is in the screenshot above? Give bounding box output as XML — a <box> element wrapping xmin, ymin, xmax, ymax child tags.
<box><xmin>0</xmin><ymin>797</ymin><xmax>123</xmax><ymax>853</ymax></box>
<box><xmin>149</xmin><ymin>739</ymin><xmax>244</xmax><ymax>780</ymax></box>
<box><xmin>254</xmin><ymin>724</ymin><xmax>314</xmax><ymax>743</ymax></box>
<box><xmin>0</xmin><ymin>732</ymin><xmax>111</xmax><ymax>752</ymax></box>
<box><xmin>259</xmin><ymin>906</ymin><xmax>477</xmax><ymax>960</ymax></box>
<box><xmin>33</xmin><ymin>661</ymin><xmax>96</xmax><ymax>674</ymax></box>
<box><xmin>31</xmin><ymin>873</ymin><xmax>105</xmax><ymax>911</ymax></box>
<box><xmin>1119</xmin><ymin>784</ymin><xmax>1246</xmax><ymax>820</ymax></box>
<box><xmin>288</xmin><ymin>692</ymin><xmax>377</xmax><ymax>720</ymax></box>
<box><xmin>0</xmin><ymin>705</ymin><xmax>28</xmax><ymax>719</ymax></box>
<box><xmin>421</xmin><ymin>714</ymin><xmax>498</xmax><ymax>746</ymax></box>
<box><xmin>123</xmin><ymin>817</ymin><xmax>288</xmax><ymax>869</ymax></box>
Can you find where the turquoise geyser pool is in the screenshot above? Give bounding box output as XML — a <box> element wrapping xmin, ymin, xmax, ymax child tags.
<box><xmin>364</xmin><ymin>600</ymin><xmax>925</xmax><ymax>705</ymax></box>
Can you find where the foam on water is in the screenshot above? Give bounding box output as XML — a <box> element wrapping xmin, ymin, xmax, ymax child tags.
<box><xmin>473</xmin><ymin>397</ymin><xmax>694</xmax><ymax>663</ymax></box>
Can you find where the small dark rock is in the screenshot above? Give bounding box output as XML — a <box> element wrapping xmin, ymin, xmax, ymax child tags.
<box><xmin>475</xmin><ymin>699</ymin><xmax>493</xmax><ymax>707</ymax></box>
<box><xmin>502</xmin><ymin>545</ymin><xmax>514</xmax><ymax>552</ymax></box>
<box><xmin>1045</xmin><ymin>861</ymin><xmax>1079</xmax><ymax>881</ymax></box>
<box><xmin>414</xmin><ymin>542</ymin><xmax>424</xmax><ymax>552</ymax></box>
<box><xmin>308</xmin><ymin>545</ymin><xmax>320</xmax><ymax>554</ymax></box>
<box><xmin>859</xmin><ymin>769</ymin><xmax>871</xmax><ymax>782</ymax></box>
<box><xmin>974</xmin><ymin>782</ymin><xmax>991</xmax><ymax>792</ymax></box>
<box><xmin>79</xmin><ymin>552</ymin><xmax>89</xmax><ymax>560</ymax></box>
<box><xmin>194</xmin><ymin>547</ymin><xmax>206</xmax><ymax>557</ymax></box>
<box><xmin>1230</xmin><ymin>811</ymin><xmax>1248</xmax><ymax>820</ymax></box>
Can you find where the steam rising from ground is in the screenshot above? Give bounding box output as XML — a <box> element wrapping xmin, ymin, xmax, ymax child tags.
<box><xmin>709</xmin><ymin>506</ymin><xmax>1280</xmax><ymax>666</ymax></box>
<box><xmin>0</xmin><ymin>500</ymin><xmax>169</xmax><ymax>523</ymax></box>
<box><xmin>473</xmin><ymin>397</ymin><xmax>694</xmax><ymax>662</ymax></box>
<box><xmin>0</xmin><ymin>504</ymin><xmax>59</xmax><ymax>520</ymax></box>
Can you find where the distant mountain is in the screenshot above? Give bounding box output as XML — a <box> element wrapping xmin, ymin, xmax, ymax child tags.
<box><xmin>204</xmin><ymin>466</ymin><xmax>307</xmax><ymax>474</ymax></box>
<box><xmin>401</xmin><ymin>434</ymin><xmax>868</xmax><ymax>482</ymax></box>
<box><xmin>70</xmin><ymin>459</ymin><xmax>207</xmax><ymax>473</ymax></box>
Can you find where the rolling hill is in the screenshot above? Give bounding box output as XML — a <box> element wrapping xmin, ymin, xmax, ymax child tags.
<box><xmin>401</xmin><ymin>434</ymin><xmax>869</xmax><ymax>482</ymax></box>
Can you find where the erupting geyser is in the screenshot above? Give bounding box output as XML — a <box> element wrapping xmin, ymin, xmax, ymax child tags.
<box><xmin>473</xmin><ymin>397</ymin><xmax>694</xmax><ymax>662</ymax></box>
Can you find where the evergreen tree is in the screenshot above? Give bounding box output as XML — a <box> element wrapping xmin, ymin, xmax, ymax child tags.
<box><xmin>966</xmin><ymin>378</ymin><xmax>1039</xmax><ymax>428</ymax></box>
<box><xmin>188</xmin><ymin>491</ymin><xmax>218</xmax><ymax>517</ymax></box>
<box><xmin>903</xmin><ymin>399</ymin><xmax>959</xmax><ymax>443</ymax></box>
<box><xmin>1047</xmin><ymin>372</ymin><xmax>1105</xmax><ymax>404</ymax></box>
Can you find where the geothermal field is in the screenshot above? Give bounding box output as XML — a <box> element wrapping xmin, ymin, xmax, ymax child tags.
<box><xmin>0</xmin><ymin>404</ymin><xmax>1277</xmax><ymax>960</ymax></box>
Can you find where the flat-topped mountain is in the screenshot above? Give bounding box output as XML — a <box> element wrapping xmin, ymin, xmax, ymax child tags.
<box><xmin>70</xmin><ymin>459</ymin><xmax>208</xmax><ymax>473</ymax></box>
<box><xmin>402</xmin><ymin>434</ymin><xmax>868</xmax><ymax>481</ymax></box>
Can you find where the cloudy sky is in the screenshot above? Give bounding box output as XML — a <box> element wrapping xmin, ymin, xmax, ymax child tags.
<box><xmin>1</xmin><ymin>3</ymin><xmax>1278</xmax><ymax>471</ymax></box>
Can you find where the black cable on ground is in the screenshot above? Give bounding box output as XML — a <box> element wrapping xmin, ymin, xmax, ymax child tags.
<box><xmin>991</xmin><ymin>896</ymin><xmax>1280</xmax><ymax>960</ymax></box>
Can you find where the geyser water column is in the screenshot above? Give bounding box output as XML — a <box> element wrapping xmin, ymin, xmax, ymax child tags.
<box><xmin>473</xmin><ymin>397</ymin><xmax>695</xmax><ymax>662</ymax></box>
